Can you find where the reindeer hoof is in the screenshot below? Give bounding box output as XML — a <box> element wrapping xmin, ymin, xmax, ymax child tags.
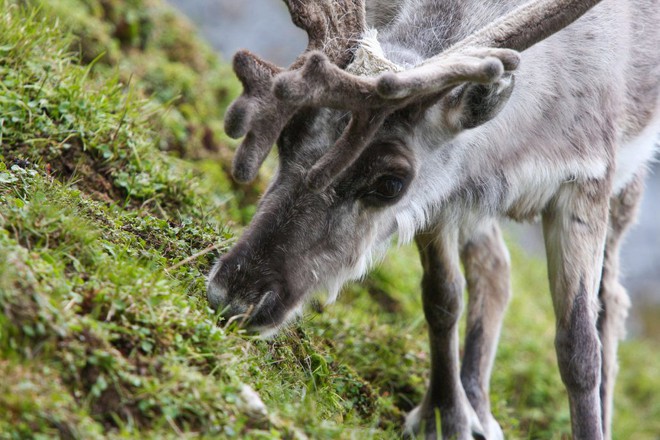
<box><xmin>404</xmin><ymin>404</ymin><xmax>487</xmax><ymax>440</ymax></box>
<box><xmin>482</xmin><ymin>414</ymin><xmax>504</xmax><ymax>440</ymax></box>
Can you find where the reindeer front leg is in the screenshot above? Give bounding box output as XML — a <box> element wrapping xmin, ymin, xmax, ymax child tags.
<box><xmin>407</xmin><ymin>229</ymin><xmax>484</xmax><ymax>440</ymax></box>
<box><xmin>460</xmin><ymin>221</ymin><xmax>511</xmax><ymax>440</ymax></box>
<box><xmin>542</xmin><ymin>178</ymin><xmax>611</xmax><ymax>440</ymax></box>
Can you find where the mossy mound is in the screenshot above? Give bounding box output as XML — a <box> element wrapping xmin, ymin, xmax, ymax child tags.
<box><xmin>35</xmin><ymin>0</ymin><xmax>241</xmax><ymax>161</ymax></box>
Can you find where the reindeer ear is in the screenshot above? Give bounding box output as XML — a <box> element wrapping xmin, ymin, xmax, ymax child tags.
<box><xmin>441</xmin><ymin>73</ymin><xmax>515</xmax><ymax>132</ymax></box>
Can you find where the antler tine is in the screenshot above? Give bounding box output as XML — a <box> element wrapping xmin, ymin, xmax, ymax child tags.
<box><xmin>225</xmin><ymin>0</ymin><xmax>367</xmax><ymax>183</ymax></box>
<box><xmin>224</xmin><ymin>51</ymin><xmax>282</xmax><ymax>140</ymax></box>
<box><xmin>225</xmin><ymin>50</ymin><xmax>298</xmax><ymax>183</ymax></box>
<box><xmin>376</xmin><ymin>49</ymin><xmax>521</xmax><ymax>100</ymax></box>
<box><xmin>447</xmin><ymin>0</ymin><xmax>605</xmax><ymax>53</ymax></box>
<box><xmin>307</xmin><ymin>110</ymin><xmax>389</xmax><ymax>190</ymax></box>
<box><xmin>273</xmin><ymin>52</ymin><xmax>379</xmax><ymax>110</ymax></box>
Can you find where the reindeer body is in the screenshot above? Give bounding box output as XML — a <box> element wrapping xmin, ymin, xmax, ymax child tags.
<box><xmin>208</xmin><ymin>1</ymin><xmax>660</xmax><ymax>438</ymax></box>
<box><xmin>374</xmin><ymin>0</ymin><xmax>659</xmax><ymax>228</ymax></box>
<box><xmin>367</xmin><ymin>2</ymin><xmax>659</xmax><ymax>438</ymax></box>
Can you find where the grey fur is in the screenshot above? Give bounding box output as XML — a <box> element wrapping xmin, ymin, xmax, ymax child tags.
<box><xmin>366</xmin><ymin>0</ymin><xmax>403</xmax><ymax>30</ymax></box>
<box><xmin>209</xmin><ymin>0</ymin><xmax>660</xmax><ymax>438</ymax></box>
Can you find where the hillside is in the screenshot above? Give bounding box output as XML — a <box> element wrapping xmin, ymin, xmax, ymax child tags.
<box><xmin>1</xmin><ymin>1</ymin><xmax>658</xmax><ymax>439</ymax></box>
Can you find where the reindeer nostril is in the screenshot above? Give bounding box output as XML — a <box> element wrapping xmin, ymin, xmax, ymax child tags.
<box><xmin>207</xmin><ymin>280</ymin><xmax>228</xmax><ymax>311</ymax></box>
<box><xmin>207</xmin><ymin>261</ymin><xmax>228</xmax><ymax>310</ymax></box>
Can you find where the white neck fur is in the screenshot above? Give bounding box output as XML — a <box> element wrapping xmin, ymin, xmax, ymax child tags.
<box><xmin>346</xmin><ymin>29</ymin><xmax>404</xmax><ymax>76</ymax></box>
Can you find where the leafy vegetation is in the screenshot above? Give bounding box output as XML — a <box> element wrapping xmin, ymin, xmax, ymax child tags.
<box><xmin>1</xmin><ymin>1</ymin><xmax>658</xmax><ymax>439</ymax></box>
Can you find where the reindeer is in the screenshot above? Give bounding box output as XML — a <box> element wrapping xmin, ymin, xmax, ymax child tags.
<box><xmin>207</xmin><ymin>0</ymin><xmax>660</xmax><ymax>438</ymax></box>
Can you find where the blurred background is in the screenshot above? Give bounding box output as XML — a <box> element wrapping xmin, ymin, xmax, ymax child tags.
<box><xmin>167</xmin><ymin>0</ymin><xmax>659</xmax><ymax>340</ymax></box>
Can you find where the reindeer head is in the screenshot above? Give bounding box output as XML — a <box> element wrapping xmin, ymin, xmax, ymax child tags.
<box><xmin>207</xmin><ymin>0</ymin><xmax>602</xmax><ymax>334</ymax></box>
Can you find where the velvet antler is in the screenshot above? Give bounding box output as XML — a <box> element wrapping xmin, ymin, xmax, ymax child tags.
<box><xmin>272</xmin><ymin>48</ymin><xmax>521</xmax><ymax>189</ymax></box>
<box><xmin>226</xmin><ymin>0</ymin><xmax>604</xmax><ymax>189</ymax></box>
<box><xmin>224</xmin><ymin>0</ymin><xmax>366</xmax><ymax>183</ymax></box>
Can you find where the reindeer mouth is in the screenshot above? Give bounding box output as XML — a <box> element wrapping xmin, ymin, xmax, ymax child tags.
<box><xmin>208</xmin><ymin>275</ymin><xmax>305</xmax><ymax>336</ymax></box>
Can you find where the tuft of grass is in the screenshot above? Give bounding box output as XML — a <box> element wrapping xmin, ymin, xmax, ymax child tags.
<box><xmin>31</xmin><ymin>0</ymin><xmax>242</xmax><ymax>160</ymax></box>
<box><xmin>1</xmin><ymin>1</ymin><xmax>658</xmax><ymax>439</ymax></box>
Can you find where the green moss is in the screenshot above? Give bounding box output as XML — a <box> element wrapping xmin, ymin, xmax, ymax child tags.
<box><xmin>30</xmin><ymin>0</ymin><xmax>242</xmax><ymax>160</ymax></box>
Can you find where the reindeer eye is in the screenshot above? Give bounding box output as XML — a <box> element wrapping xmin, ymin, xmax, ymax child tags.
<box><xmin>368</xmin><ymin>177</ymin><xmax>404</xmax><ymax>200</ymax></box>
